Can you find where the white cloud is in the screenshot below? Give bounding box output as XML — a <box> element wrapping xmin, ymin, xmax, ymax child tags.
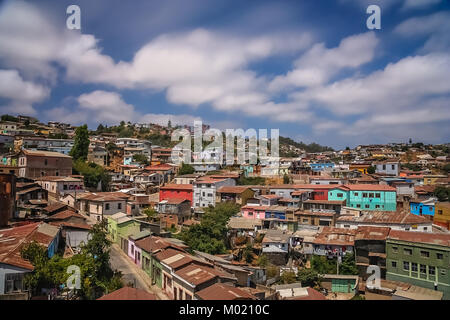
<box><xmin>394</xmin><ymin>11</ymin><xmax>450</xmax><ymax>53</ymax></box>
<box><xmin>47</xmin><ymin>90</ymin><xmax>201</xmax><ymax>127</ymax></box>
<box><xmin>0</xmin><ymin>69</ymin><xmax>50</xmax><ymax>115</ymax></box>
<box><xmin>270</xmin><ymin>32</ymin><xmax>378</xmax><ymax>91</ymax></box>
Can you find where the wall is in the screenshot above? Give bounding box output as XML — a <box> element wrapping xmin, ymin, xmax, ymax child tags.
<box><xmin>0</xmin><ymin>264</ymin><xmax>29</xmax><ymax>295</ymax></box>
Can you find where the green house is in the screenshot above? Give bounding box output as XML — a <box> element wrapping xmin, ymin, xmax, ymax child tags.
<box><xmin>107</xmin><ymin>212</ymin><xmax>141</xmax><ymax>251</ymax></box>
<box><xmin>321</xmin><ymin>274</ymin><xmax>359</xmax><ymax>294</ymax></box>
<box><xmin>328</xmin><ymin>185</ymin><xmax>397</xmax><ymax>211</ymax></box>
<box><xmin>386</xmin><ymin>230</ymin><xmax>450</xmax><ymax>300</ymax></box>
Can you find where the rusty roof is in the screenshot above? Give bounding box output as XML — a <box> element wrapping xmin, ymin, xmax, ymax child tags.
<box><xmin>160</xmin><ymin>184</ymin><xmax>193</xmax><ymax>191</ymax></box>
<box><xmin>154</xmin><ymin>248</ymin><xmax>193</xmax><ymax>269</ymax></box>
<box><xmin>97</xmin><ymin>287</ymin><xmax>156</xmax><ymax>300</ymax></box>
<box><xmin>313</xmin><ymin>227</ymin><xmax>356</xmax><ymax>246</ymax></box>
<box><xmin>355</xmin><ymin>226</ymin><xmax>391</xmax><ymax>241</ymax></box>
<box><xmin>77</xmin><ymin>192</ymin><xmax>129</xmax><ymax>202</ymax></box>
<box><xmin>22</xmin><ymin>149</ymin><xmax>71</xmax><ymax>158</ymax></box>
<box><xmin>43</xmin><ymin>202</ymin><xmax>68</xmax><ymax>213</ymax></box>
<box><xmin>217</xmin><ymin>186</ymin><xmax>251</xmax><ymax>194</ymax></box>
<box><xmin>175</xmin><ymin>263</ymin><xmax>223</xmax><ymax>286</ymax></box>
<box><xmin>336</xmin><ymin>210</ymin><xmax>430</xmax><ymax>225</ymax></box>
<box><xmin>0</xmin><ymin>222</ymin><xmax>59</xmax><ymax>270</ymax></box>
<box><xmin>46</xmin><ymin>209</ymin><xmax>83</xmax><ymax>221</ymax></box>
<box><xmin>196</xmin><ymin>283</ymin><xmax>257</xmax><ymax>300</ymax></box>
<box><xmin>388</xmin><ymin>230</ymin><xmax>450</xmax><ymax>247</ymax></box>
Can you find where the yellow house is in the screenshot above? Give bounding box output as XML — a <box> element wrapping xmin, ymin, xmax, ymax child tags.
<box><xmin>423</xmin><ymin>175</ymin><xmax>447</xmax><ymax>185</ymax></box>
<box><xmin>349</xmin><ymin>164</ymin><xmax>371</xmax><ymax>174</ymax></box>
<box><xmin>434</xmin><ymin>202</ymin><xmax>450</xmax><ymax>230</ymax></box>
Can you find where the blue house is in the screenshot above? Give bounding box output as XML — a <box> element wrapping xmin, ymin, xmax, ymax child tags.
<box><xmin>410</xmin><ymin>199</ymin><xmax>436</xmax><ymax>217</ymax></box>
<box><xmin>265</xmin><ymin>206</ymin><xmax>287</xmax><ymax>220</ymax></box>
<box><xmin>309</xmin><ymin>163</ymin><xmax>335</xmax><ymax>172</ymax></box>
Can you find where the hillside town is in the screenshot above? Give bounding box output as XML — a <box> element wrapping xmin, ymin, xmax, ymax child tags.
<box><xmin>0</xmin><ymin>114</ymin><xmax>449</xmax><ymax>301</ymax></box>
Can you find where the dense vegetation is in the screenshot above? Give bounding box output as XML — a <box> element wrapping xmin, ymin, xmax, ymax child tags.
<box><xmin>279</xmin><ymin>136</ymin><xmax>334</xmax><ymax>154</ymax></box>
<box><xmin>73</xmin><ymin>160</ymin><xmax>111</xmax><ymax>191</ymax></box>
<box><xmin>237</xmin><ymin>176</ymin><xmax>266</xmax><ymax>185</ymax></box>
<box><xmin>70</xmin><ymin>124</ymin><xmax>90</xmax><ymax>161</ymax></box>
<box><xmin>177</xmin><ymin>202</ymin><xmax>240</xmax><ymax>254</ymax></box>
<box><xmin>21</xmin><ymin>221</ymin><xmax>123</xmax><ymax>299</ymax></box>
<box><xmin>178</xmin><ymin>162</ymin><xmax>195</xmax><ymax>175</ymax></box>
<box><xmin>434</xmin><ymin>186</ymin><xmax>450</xmax><ymax>202</ymax></box>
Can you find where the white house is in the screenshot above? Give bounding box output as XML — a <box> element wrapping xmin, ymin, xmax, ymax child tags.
<box><xmin>193</xmin><ymin>177</ymin><xmax>235</xmax><ymax>208</ymax></box>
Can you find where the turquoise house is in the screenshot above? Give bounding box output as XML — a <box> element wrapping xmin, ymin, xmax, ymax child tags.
<box><xmin>410</xmin><ymin>199</ymin><xmax>435</xmax><ymax>217</ymax></box>
<box><xmin>328</xmin><ymin>185</ymin><xmax>397</xmax><ymax>211</ymax></box>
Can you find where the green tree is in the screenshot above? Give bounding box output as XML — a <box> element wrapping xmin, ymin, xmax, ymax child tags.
<box><xmin>237</xmin><ymin>176</ymin><xmax>266</xmax><ymax>185</ymax></box>
<box><xmin>73</xmin><ymin>159</ymin><xmax>111</xmax><ymax>191</ymax></box>
<box><xmin>296</xmin><ymin>268</ymin><xmax>321</xmax><ymax>287</ymax></box>
<box><xmin>243</xmin><ymin>243</ymin><xmax>253</xmax><ymax>263</ymax></box>
<box><xmin>178</xmin><ymin>162</ymin><xmax>195</xmax><ymax>175</ymax></box>
<box><xmin>283</xmin><ymin>174</ymin><xmax>290</xmax><ymax>184</ymax></box>
<box><xmin>142</xmin><ymin>207</ymin><xmax>157</xmax><ymax>219</ymax></box>
<box><xmin>339</xmin><ymin>253</ymin><xmax>359</xmax><ymax>275</ymax></box>
<box><xmin>257</xmin><ymin>254</ymin><xmax>268</xmax><ymax>267</ymax></box>
<box><xmin>132</xmin><ymin>154</ymin><xmax>149</xmax><ymax>165</ymax></box>
<box><xmin>367</xmin><ymin>166</ymin><xmax>376</xmax><ymax>174</ymax></box>
<box><xmin>310</xmin><ymin>255</ymin><xmax>337</xmax><ymax>274</ymax></box>
<box><xmin>177</xmin><ymin>202</ymin><xmax>240</xmax><ymax>254</ymax></box>
<box><xmin>434</xmin><ymin>186</ymin><xmax>450</xmax><ymax>202</ymax></box>
<box><xmin>96</xmin><ymin>124</ymin><xmax>105</xmax><ymax>133</ymax></box>
<box><xmin>280</xmin><ymin>271</ymin><xmax>297</xmax><ymax>284</ymax></box>
<box><xmin>70</xmin><ymin>124</ymin><xmax>90</xmax><ymax>161</ymax></box>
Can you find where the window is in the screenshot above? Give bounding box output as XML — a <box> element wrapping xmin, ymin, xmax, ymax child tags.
<box><xmin>420</xmin><ymin>251</ymin><xmax>429</xmax><ymax>258</ymax></box>
<box><xmin>429</xmin><ymin>266</ymin><xmax>435</xmax><ymax>275</ymax></box>
<box><xmin>438</xmin><ymin>210</ymin><xmax>443</xmax><ymax>215</ymax></box>
<box><xmin>344</xmin><ymin>224</ymin><xmax>350</xmax><ymax>228</ymax></box>
<box><xmin>302</xmin><ymin>218</ymin><xmax>309</xmax><ymax>223</ymax></box>
<box><xmin>337</xmin><ymin>193</ymin><xmax>343</xmax><ymax>197</ymax></box>
<box><xmin>354</xmin><ymin>192</ymin><xmax>359</xmax><ymax>196</ymax></box>
<box><xmin>403</xmin><ymin>261</ymin><xmax>410</xmax><ymax>270</ymax></box>
<box><xmin>105</xmin><ymin>203</ymin><xmax>110</xmax><ymax>210</ymax></box>
<box><xmin>356</xmin><ymin>204</ymin><xmax>361</xmax><ymax>208</ymax></box>
<box><xmin>363</xmin><ymin>193</ymin><xmax>368</xmax><ymax>197</ymax></box>
<box><xmin>411</xmin><ymin>263</ymin><xmax>418</xmax><ymax>272</ymax></box>
<box><xmin>375</xmin><ymin>193</ymin><xmax>381</xmax><ymax>198</ymax></box>
<box><xmin>437</xmin><ymin>253</ymin><xmax>443</xmax><ymax>260</ymax></box>
<box><xmin>365</xmin><ymin>204</ymin><xmax>370</xmax><ymax>209</ymax></box>
<box><xmin>63</xmin><ymin>184</ymin><xmax>68</xmax><ymax>190</ymax></box>
<box><xmin>369</xmin><ymin>193</ymin><xmax>374</xmax><ymax>198</ymax></box>
<box><xmin>391</xmin><ymin>261</ymin><xmax>397</xmax><ymax>268</ymax></box>
<box><xmin>44</xmin><ymin>159</ymin><xmax>48</xmax><ymax>166</ymax></box>
<box><xmin>420</xmin><ymin>265</ymin><xmax>427</xmax><ymax>274</ymax></box>
<box><xmin>118</xmin><ymin>203</ymin><xmax>122</xmax><ymax>210</ymax></box>
<box><xmin>4</xmin><ymin>273</ymin><xmax>24</xmax><ymax>293</ymax></box>
<box><xmin>131</xmin><ymin>245</ymin><xmax>134</xmax><ymax>254</ymax></box>
<box><xmin>441</xmin><ymin>269</ymin><xmax>446</xmax><ymax>276</ymax></box>
<box><xmin>375</xmin><ymin>205</ymin><xmax>380</xmax><ymax>209</ymax></box>
<box><xmin>392</xmin><ymin>246</ymin><xmax>398</xmax><ymax>253</ymax></box>
<box><xmin>404</xmin><ymin>248</ymin><xmax>412</xmax><ymax>255</ymax></box>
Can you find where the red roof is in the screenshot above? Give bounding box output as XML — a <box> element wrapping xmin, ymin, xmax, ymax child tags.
<box><xmin>288</xmin><ymin>287</ymin><xmax>327</xmax><ymax>300</ymax></box>
<box><xmin>388</xmin><ymin>230</ymin><xmax>450</xmax><ymax>247</ymax></box>
<box><xmin>196</xmin><ymin>283</ymin><xmax>257</xmax><ymax>300</ymax></box>
<box><xmin>160</xmin><ymin>184</ymin><xmax>193</xmax><ymax>191</ymax></box>
<box><xmin>145</xmin><ymin>164</ymin><xmax>174</xmax><ymax>171</ymax></box>
<box><xmin>0</xmin><ymin>223</ymin><xmax>58</xmax><ymax>270</ymax></box>
<box><xmin>175</xmin><ymin>264</ymin><xmax>222</xmax><ymax>286</ymax></box>
<box><xmin>97</xmin><ymin>287</ymin><xmax>156</xmax><ymax>300</ymax></box>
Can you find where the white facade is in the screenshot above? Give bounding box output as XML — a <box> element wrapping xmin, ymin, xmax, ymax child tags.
<box><xmin>193</xmin><ymin>178</ymin><xmax>235</xmax><ymax>207</ymax></box>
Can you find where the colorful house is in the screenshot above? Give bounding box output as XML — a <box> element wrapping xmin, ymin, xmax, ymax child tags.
<box><xmin>309</xmin><ymin>162</ymin><xmax>335</xmax><ymax>172</ymax></box>
<box><xmin>410</xmin><ymin>199</ymin><xmax>436</xmax><ymax>218</ymax></box>
<box><xmin>241</xmin><ymin>205</ymin><xmax>269</xmax><ymax>219</ymax></box>
<box><xmin>159</xmin><ymin>184</ymin><xmax>193</xmax><ymax>206</ymax></box>
<box><xmin>328</xmin><ymin>184</ymin><xmax>397</xmax><ymax>211</ymax></box>
<box><xmin>386</xmin><ymin>230</ymin><xmax>450</xmax><ymax>299</ymax></box>
<box><xmin>128</xmin><ymin>230</ymin><xmax>151</xmax><ymax>266</ymax></box>
<box><xmin>107</xmin><ymin>212</ymin><xmax>141</xmax><ymax>252</ymax></box>
<box><xmin>434</xmin><ymin>202</ymin><xmax>450</xmax><ymax>230</ymax></box>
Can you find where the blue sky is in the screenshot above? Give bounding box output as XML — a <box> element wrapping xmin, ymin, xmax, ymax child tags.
<box><xmin>0</xmin><ymin>0</ymin><xmax>449</xmax><ymax>149</ymax></box>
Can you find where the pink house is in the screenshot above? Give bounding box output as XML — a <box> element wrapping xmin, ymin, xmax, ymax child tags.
<box><xmin>241</xmin><ymin>205</ymin><xmax>269</xmax><ymax>220</ymax></box>
<box><xmin>128</xmin><ymin>230</ymin><xmax>151</xmax><ymax>266</ymax></box>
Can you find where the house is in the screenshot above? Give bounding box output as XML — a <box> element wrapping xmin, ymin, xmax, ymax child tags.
<box><xmin>78</xmin><ymin>192</ymin><xmax>129</xmax><ymax>221</ymax></box>
<box><xmin>302</xmin><ymin>199</ymin><xmax>345</xmax><ymax>213</ymax></box>
<box><xmin>216</xmin><ymin>186</ymin><xmax>255</xmax><ymax>206</ymax></box>
<box><xmin>312</xmin><ymin>227</ymin><xmax>356</xmax><ymax>257</ymax></box>
<box><xmin>195</xmin><ymin>283</ymin><xmax>257</xmax><ymax>300</ymax></box>
<box><xmin>309</xmin><ymin>176</ymin><xmax>347</xmax><ymax>185</ymax></box>
<box><xmin>0</xmin><ymin>173</ymin><xmax>15</xmax><ymax>227</ymax></box>
<box><xmin>46</xmin><ymin>210</ymin><xmax>92</xmax><ymax>249</ymax></box>
<box><xmin>349</xmin><ymin>163</ymin><xmax>371</xmax><ymax>175</ymax></box>
<box><xmin>159</xmin><ymin>184</ymin><xmax>193</xmax><ymax>205</ymax></box>
<box><xmin>135</xmin><ymin>236</ymin><xmax>187</xmax><ymax>286</ymax></box>
<box><xmin>107</xmin><ymin>212</ymin><xmax>141</xmax><ymax>252</ymax></box>
<box><xmin>227</xmin><ymin>217</ymin><xmax>264</xmax><ymax>236</ymax></box>
<box><xmin>173</xmin><ymin>173</ymin><xmax>203</xmax><ymax>185</ymax></box>
<box><xmin>261</xmin><ymin>230</ymin><xmax>291</xmax><ymax>265</ymax></box>
<box><xmin>374</xmin><ymin>161</ymin><xmax>400</xmax><ymax>176</ymax></box>
<box><xmin>87</xmin><ymin>146</ymin><xmax>108</xmax><ymax>166</ymax></box>
<box><xmin>259</xmin><ymin>194</ymin><xmax>281</xmax><ymax>206</ymax></box>
<box><xmin>15</xmin><ymin>181</ymin><xmax>48</xmax><ymax>215</ymax></box>
<box><xmin>97</xmin><ymin>286</ymin><xmax>156</xmax><ymax>300</ymax></box>
<box><xmin>434</xmin><ymin>202</ymin><xmax>450</xmax><ymax>230</ymax></box>
<box><xmin>193</xmin><ymin>177</ymin><xmax>235</xmax><ymax>208</ymax></box>
<box><xmin>294</xmin><ymin>210</ymin><xmax>335</xmax><ymax>227</ymax></box>
<box><xmin>35</xmin><ymin>176</ymin><xmax>84</xmax><ymax>202</ymax></box>
<box><xmin>320</xmin><ymin>274</ymin><xmax>359</xmax><ymax>294</ymax></box>
<box><xmin>354</xmin><ymin>226</ymin><xmax>391</xmax><ymax>279</ymax></box>
<box><xmin>17</xmin><ymin>149</ymin><xmax>72</xmax><ymax>178</ymax></box>
<box><xmin>0</xmin><ymin>222</ymin><xmax>60</xmax><ymax>298</ymax></box>
<box><xmin>133</xmin><ymin>172</ymin><xmax>163</xmax><ymax>186</ymax></box>
<box><xmin>128</xmin><ymin>230</ymin><xmax>151</xmax><ymax>266</ymax></box>
<box><xmin>157</xmin><ymin>199</ymin><xmax>191</xmax><ymax>225</ymax></box>
<box><xmin>328</xmin><ymin>184</ymin><xmax>397</xmax><ymax>211</ymax></box>
<box><xmin>410</xmin><ymin>198</ymin><xmax>436</xmax><ymax>219</ymax></box>
<box><xmin>144</xmin><ymin>163</ymin><xmax>175</xmax><ymax>183</ymax></box>
<box><xmin>151</xmin><ymin>148</ymin><xmax>172</xmax><ymax>164</ymax></box>
<box><xmin>264</xmin><ymin>206</ymin><xmax>288</xmax><ymax>220</ymax></box>
<box><xmin>283</xmin><ymin>287</ymin><xmax>327</xmax><ymax>300</ymax></box>
<box><xmin>386</xmin><ymin>230</ymin><xmax>450</xmax><ymax>299</ymax></box>
<box><xmin>309</xmin><ymin>162</ymin><xmax>335</xmax><ymax>172</ymax></box>
<box><xmin>336</xmin><ymin>210</ymin><xmax>433</xmax><ymax>232</ymax></box>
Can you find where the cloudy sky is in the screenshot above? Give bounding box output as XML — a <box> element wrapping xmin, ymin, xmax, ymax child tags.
<box><xmin>0</xmin><ymin>0</ymin><xmax>449</xmax><ymax>149</ymax></box>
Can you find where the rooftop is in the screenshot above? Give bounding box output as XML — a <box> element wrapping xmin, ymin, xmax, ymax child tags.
<box><xmin>195</xmin><ymin>283</ymin><xmax>256</xmax><ymax>300</ymax></box>
<box><xmin>387</xmin><ymin>230</ymin><xmax>450</xmax><ymax>247</ymax></box>
<box><xmin>97</xmin><ymin>287</ymin><xmax>156</xmax><ymax>300</ymax></box>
